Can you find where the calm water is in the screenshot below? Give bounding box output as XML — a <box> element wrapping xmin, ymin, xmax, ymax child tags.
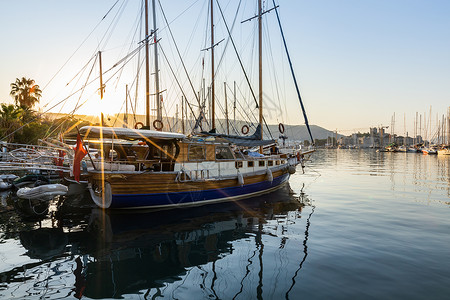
<box><xmin>1</xmin><ymin>149</ymin><xmax>449</xmax><ymax>299</ymax></box>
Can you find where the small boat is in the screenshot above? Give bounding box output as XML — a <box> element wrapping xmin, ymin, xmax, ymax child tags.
<box><xmin>438</xmin><ymin>146</ymin><xmax>450</xmax><ymax>155</ymax></box>
<box><xmin>0</xmin><ymin>174</ymin><xmax>18</xmax><ymax>190</ymax></box>
<box><xmin>397</xmin><ymin>145</ymin><xmax>407</xmax><ymax>153</ymax></box>
<box><xmin>422</xmin><ymin>147</ymin><xmax>437</xmax><ymax>155</ymax></box>
<box><xmin>16</xmin><ymin>184</ymin><xmax>68</xmax><ymax>200</ymax></box>
<box><xmin>13</xmin><ymin>174</ymin><xmax>52</xmax><ymax>188</ymax></box>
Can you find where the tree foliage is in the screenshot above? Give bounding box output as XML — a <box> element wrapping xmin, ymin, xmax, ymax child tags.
<box><xmin>10</xmin><ymin>77</ymin><xmax>42</xmax><ymax>109</ymax></box>
<box><xmin>0</xmin><ymin>104</ymin><xmax>23</xmax><ymax>142</ymax></box>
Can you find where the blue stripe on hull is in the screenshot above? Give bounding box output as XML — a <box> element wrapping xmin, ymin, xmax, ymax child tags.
<box><xmin>110</xmin><ymin>173</ymin><xmax>290</xmax><ymax>209</ymax></box>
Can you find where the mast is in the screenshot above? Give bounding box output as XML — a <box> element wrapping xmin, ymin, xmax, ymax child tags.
<box><xmin>224</xmin><ymin>82</ymin><xmax>229</xmax><ymax>134</ymax></box>
<box><xmin>210</xmin><ymin>0</ymin><xmax>215</xmax><ymax>130</ymax></box>
<box><xmin>258</xmin><ymin>0</ymin><xmax>263</xmax><ymax>152</ymax></box>
<box><xmin>233</xmin><ymin>81</ymin><xmax>236</xmax><ymax>126</ymax></box>
<box><xmin>144</xmin><ymin>0</ymin><xmax>150</xmax><ymax>127</ymax></box>
<box><xmin>181</xmin><ymin>96</ymin><xmax>185</xmax><ymax>134</ymax></box>
<box><xmin>448</xmin><ymin>107</ymin><xmax>450</xmax><ymax>145</ymax></box>
<box><xmin>124</xmin><ymin>84</ymin><xmax>128</xmax><ymax>127</ymax></box>
<box><xmin>98</xmin><ymin>51</ymin><xmax>104</xmax><ymax>127</ymax></box>
<box><xmin>152</xmin><ymin>0</ymin><xmax>162</xmax><ymax>123</ymax></box>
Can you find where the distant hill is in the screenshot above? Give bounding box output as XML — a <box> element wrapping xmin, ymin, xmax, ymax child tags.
<box><xmin>266</xmin><ymin>124</ymin><xmax>342</xmax><ymax>141</ymax></box>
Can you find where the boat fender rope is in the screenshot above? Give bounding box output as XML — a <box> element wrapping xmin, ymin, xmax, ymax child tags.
<box><xmin>241</xmin><ymin>125</ymin><xmax>249</xmax><ymax>135</ymax></box>
<box><xmin>153</xmin><ymin>119</ymin><xmax>164</xmax><ymax>131</ymax></box>
<box><xmin>278</xmin><ymin>123</ymin><xmax>285</xmax><ymax>134</ymax></box>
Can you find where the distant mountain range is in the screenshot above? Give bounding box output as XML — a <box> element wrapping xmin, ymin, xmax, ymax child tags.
<box><xmin>265</xmin><ymin>124</ymin><xmax>342</xmax><ymax>141</ymax></box>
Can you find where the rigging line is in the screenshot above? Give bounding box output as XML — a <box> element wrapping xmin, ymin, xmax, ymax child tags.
<box><xmin>40</xmin><ymin>0</ymin><xmax>122</xmax><ymax>93</ymax></box>
<box><xmin>235</xmin><ymin>84</ymin><xmax>259</xmax><ymax>126</ymax></box>
<box><xmin>285</xmin><ymin>204</ymin><xmax>315</xmax><ymax>299</ymax></box>
<box><xmin>71</xmin><ymin>43</ymin><xmax>144</xmax><ymax>116</ymax></box>
<box><xmin>169</xmin><ymin>1</ymin><xmax>206</xmax><ymax>94</ymax></box>
<box><xmin>98</xmin><ymin>0</ymin><xmax>129</xmax><ymax>54</ymax></box>
<box><xmin>112</xmin><ymin>98</ymin><xmax>127</xmax><ymax>127</ymax></box>
<box><xmin>215</xmin><ymin>0</ymin><xmax>258</xmax><ymax>109</ymax></box>
<box><xmin>216</xmin><ymin>0</ymin><xmax>273</xmax><ymax>140</ymax></box>
<box><xmin>41</xmin><ymin>54</ymin><xmax>97</xmax><ymax>112</ymax></box>
<box><xmin>232</xmin><ymin>247</ymin><xmax>258</xmax><ymax>300</ymax></box>
<box><xmin>102</xmin><ymin>0</ymin><xmax>121</xmax><ymax>21</ymax></box>
<box><xmin>158</xmin><ymin>0</ymin><xmax>201</xmax><ymax>33</ymax></box>
<box><xmin>162</xmin><ymin>100</ymin><xmax>173</xmax><ymax>132</ymax></box>
<box><xmin>272</xmin><ymin>0</ymin><xmax>314</xmax><ymax>145</ymax></box>
<box><xmin>70</xmin><ymin>54</ymin><xmax>98</xmax><ymax>115</ymax></box>
<box><xmin>264</xmin><ymin>19</ymin><xmax>285</xmax><ymax>124</ymax></box>
<box><xmin>159</xmin><ymin>43</ymin><xmax>198</xmax><ymax>132</ymax></box>
<box><xmin>113</xmin><ymin>5</ymin><xmax>144</xmax><ymax>91</ymax></box>
<box><xmin>158</xmin><ymin>0</ymin><xmax>202</xmax><ymax>109</ymax></box>
<box><xmin>214</xmin><ymin>0</ymin><xmax>243</xmax><ymax>77</ymax></box>
<box><xmin>128</xmin><ymin>58</ymin><xmax>143</xmax><ymax>124</ymax></box>
<box><xmin>221</xmin><ymin>82</ymin><xmax>239</xmax><ymax>134</ymax></box>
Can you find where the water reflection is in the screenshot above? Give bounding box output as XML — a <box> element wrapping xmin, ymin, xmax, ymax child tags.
<box><xmin>310</xmin><ymin>149</ymin><xmax>450</xmax><ymax>203</ymax></box>
<box><xmin>0</xmin><ymin>184</ymin><xmax>313</xmax><ymax>299</ymax></box>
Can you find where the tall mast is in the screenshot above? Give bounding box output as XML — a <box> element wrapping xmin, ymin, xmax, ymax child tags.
<box><xmin>181</xmin><ymin>96</ymin><xmax>185</xmax><ymax>134</ymax></box>
<box><xmin>210</xmin><ymin>0</ymin><xmax>215</xmax><ymax>130</ymax></box>
<box><xmin>144</xmin><ymin>0</ymin><xmax>150</xmax><ymax>127</ymax></box>
<box><xmin>152</xmin><ymin>0</ymin><xmax>161</xmax><ymax>123</ymax></box>
<box><xmin>224</xmin><ymin>82</ymin><xmax>229</xmax><ymax>134</ymax></box>
<box><xmin>98</xmin><ymin>51</ymin><xmax>104</xmax><ymax>126</ymax></box>
<box><xmin>233</xmin><ymin>81</ymin><xmax>236</xmax><ymax>125</ymax></box>
<box><xmin>124</xmin><ymin>84</ymin><xmax>128</xmax><ymax>127</ymax></box>
<box><xmin>447</xmin><ymin>107</ymin><xmax>450</xmax><ymax>144</ymax></box>
<box><xmin>258</xmin><ymin>0</ymin><xmax>263</xmax><ymax>150</ymax></box>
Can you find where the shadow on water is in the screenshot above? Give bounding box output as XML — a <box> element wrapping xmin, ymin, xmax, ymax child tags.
<box><xmin>0</xmin><ymin>183</ymin><xmax>314</xmax><ymax>299</ymax></box>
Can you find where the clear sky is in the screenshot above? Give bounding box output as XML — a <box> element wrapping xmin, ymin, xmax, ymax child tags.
<box><xmin>0</xmin><ymin>0</ymin><xmax>449</xmax><ymax>136</ymax></box>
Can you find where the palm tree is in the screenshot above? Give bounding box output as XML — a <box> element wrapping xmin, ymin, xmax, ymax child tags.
<box><xmin>0</xmin><ymin>104</ymin><xmax>23</xmax><ymax>142</ymax></box>
<box><xmin>10</xmin><ymin>77</ymin><xmax>42</xmax><ymax>109</ymax></box>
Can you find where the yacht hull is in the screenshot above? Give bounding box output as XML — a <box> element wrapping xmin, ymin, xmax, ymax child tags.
<box><xmin>88</xmin><ymin>168</ymin><xmax>290</xmax><ymax>209</ymax></box>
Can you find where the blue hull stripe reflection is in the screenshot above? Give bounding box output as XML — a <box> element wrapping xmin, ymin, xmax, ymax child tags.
<box><xmin>110</xmin><ymin>173</ymin><xmax>290</xmax><ymax>209</ymax></box>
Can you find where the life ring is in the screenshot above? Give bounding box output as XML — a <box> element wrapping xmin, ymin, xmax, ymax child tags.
<box><xmin>278</xmin><ymin>123</ymin><xmax>285</xmax><ymax>134</ymax></box>
<box><xmin>135</xmin><ymin>122</ymin><xmax>144</xmax><ymax>129</ymax></box>
<box><xmin>241</xmin><ymin>125</ymin><xmax>249</xmax><ymax>135</ymax></box>
<box><xmin>153</xmin><ymin>119</ymin><xmax>163</xmax><ymax>131</ymax></box>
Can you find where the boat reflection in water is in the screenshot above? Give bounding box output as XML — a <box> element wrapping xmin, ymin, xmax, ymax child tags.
<box><xmin>4</xmin><ymin>183</ymin><xmax>313</xmax><ymax>299</ymax></box>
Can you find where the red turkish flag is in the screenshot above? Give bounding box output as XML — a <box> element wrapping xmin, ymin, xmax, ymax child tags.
<box><xmin>73</xmin><ymin>133</ymin><xmax>87</xmax><ymax>182</ymax></box>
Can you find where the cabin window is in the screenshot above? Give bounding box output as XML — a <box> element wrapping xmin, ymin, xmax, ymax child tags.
<box><xmin>281</xmin><ymin>160</ymin><xmax>286</xmax><ymax>164</ymax></box>
<box><xmin>247</xmin><ymin>161</ymin><xmax>254</xmax><ymax>167</ymax></box>
<box><xmin>259</xmin><ymin>161</ymin><xmax>265</xmax><ymax>167</ymax></box>
<box><xmin>215</xmin><ymin>146</ymin><xmax>234</xmax><ymax>160</ymax></box>
<box><xmin>235</xmin><ymin>161</ymin><xmax>243</xmax><ymax>168</ymax></box>
<box><xmin>268</xmin><ymin>160</ymin><xmax>273</xmax><ymax>166</ymax></box>
<box><xmin>276</xmin><ymin>160</ymin><xmax>280</xmax><ymax>165</ymax></box>
<box><xmin>188</xmin><ymin>144</ymin><xmax>206</xmax><ymax>161</ymax></box>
